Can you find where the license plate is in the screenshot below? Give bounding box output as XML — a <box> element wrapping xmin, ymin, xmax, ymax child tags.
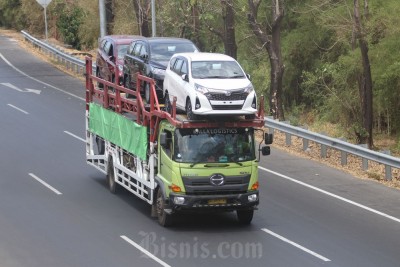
<box><xmin>208</xmin><ymin>199</ymin><xmax>227</xmax><ymax>205</ymax></box>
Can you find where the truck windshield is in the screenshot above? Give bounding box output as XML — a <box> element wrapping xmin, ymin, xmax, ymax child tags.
<box><xmin>174</xmin><ymin>128</ymin><xmax>255</xmax><ymax>163</ymax></box>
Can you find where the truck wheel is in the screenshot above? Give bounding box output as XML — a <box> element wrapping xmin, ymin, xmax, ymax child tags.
<box><xmin>236</xmin><ymin>209</ymin><xmax>254</xmax><ymax>225</ymax></box>
<box><xmin>107</xmin><ymin>160</ymin><xmax>119</xmax><ymax>194</ymax></box>
<box><xmin>156</xmin><ymin>188</ymin><xmax>173</xmax><ymax>227</ymax></box>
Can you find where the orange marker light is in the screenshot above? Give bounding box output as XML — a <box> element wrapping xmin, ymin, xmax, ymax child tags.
<box><xmin>251</xmin><ymin>181</ymin><xmax>259</xmax><ymax>190</ymax></box>
<box><xmin>169</xmin><ymin>184</ymin><xmax>182</xmax><ymax>193</ymax></box>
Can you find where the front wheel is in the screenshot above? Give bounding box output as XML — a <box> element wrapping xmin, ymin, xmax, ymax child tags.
<box><xmin>164</xmin><ymin>93</ymin><xmax>171</xmax><ymax>114</ymax></box>
<box><xmin>156</xmin><ymin>188</ymin><xmax>173</xmax><ymax>227</ymax></box>
<box><xmin>186</xmin><ymin>99</ymin><xmax>198</xmax><ymax>120</ymax></box>
<box><xmin>236</xmin><ymin>209</ymin><xmax>254</xmax><ymax>225</ymax></box>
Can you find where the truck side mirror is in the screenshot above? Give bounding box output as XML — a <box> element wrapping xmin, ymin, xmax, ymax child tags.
<box><xmin>261</xmin><ymin>146</ymin><xmax>270</xmax><ymax>156</ymax></box>
<box><xmin>160</xmin><ymin>132</ymin><xmax>167</xmax><ymax>147</ymax></box>
<box><xmin>265</xmin><ymin>133</ymin><xmax>273</xmax><ymax>145</ymax></box>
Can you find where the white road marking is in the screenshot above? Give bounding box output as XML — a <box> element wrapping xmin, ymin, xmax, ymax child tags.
<box><xmin>261</xmin><ymin>228</ymin><xmax>331</xmax><ymax>262</ymax></box>
<box><xmin>28</xmin><ymin>173</ymin><xmax>62</xmax><ymax>195</ymax></box>
<box><xmin>64</xmin><ymin>131</ymin><xmax>85</xmax><ymax>142</ymax></box>
<box><xmin>0</xmin><ymin>53</ymin><xmax>85</xmax><ymax>101</ymax></box>
<box><xmin>1</xmin><ymin>82</ymin><xmax>24</xmax><ymax>92</ymax></box>
<box><xmin>24</xmin><ymin>88</ymin><xmax>41</xmax><ymax>94</ymax></box>
<box><xmin>259</xmin><ymin>166</ymin><xmax>400</xmax><ymax>224</ymax></box>
<box><xmin>7</xmin><ymin>104</ymin><xmax>29</xmax><ymax>114</ymax></box>
<box><xmin>1</xmin><ymin>82</ymin><xmax>41</xmax><ymax>94</ymax></box>
<box><xmin>120</xmin><ymin>235</ymin><xmax>172</xmax><ymax>267</ymax></box>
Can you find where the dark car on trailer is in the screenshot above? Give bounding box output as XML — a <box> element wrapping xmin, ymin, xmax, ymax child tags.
<box><xmin>96</xmin><ymin>35</ymin><xmax>143</xmax><ymax>86</ymax></box>
<box><xmin>122</xmin><ymin>37</ymin><xmax>198</xmax><ymax>102</ymax></box>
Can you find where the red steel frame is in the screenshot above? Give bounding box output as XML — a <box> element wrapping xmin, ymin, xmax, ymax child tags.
<box><xmin>85</xmin><ymin>57</ymin><xmax>265</xmax><ymax>143</ymax></box>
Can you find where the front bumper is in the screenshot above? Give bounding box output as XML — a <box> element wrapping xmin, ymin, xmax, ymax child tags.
<box><xmin>168</xmin><ymin>191</ymin><xmax>259</xmax><ymax>212</ymax></box>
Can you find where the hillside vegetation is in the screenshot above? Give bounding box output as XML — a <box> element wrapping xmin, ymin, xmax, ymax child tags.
<box><xmin>1</xmin><ymin>0</ymin><xmax>399</xmax><ymax>154</ymax></box>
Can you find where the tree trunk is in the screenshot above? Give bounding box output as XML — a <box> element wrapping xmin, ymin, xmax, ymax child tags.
<box><xmin>247</xmin><ymin>0</ymin><xmax>285</xmax><ymax>120</ymax></box>
<box><xmin>132</xmin><ymin>0</ymin><xmax>150</xmax><ymax>37</ymax></box>
<box><xmin>354</xmin><ymin>0</ymin><xmax>373</xmax><ymax>148</ymax></box>
<box><xmin>222</xmin><ymin>0</ymin><xmax>237</xmax><ymax>59</ymax></box>
<box><xmin>105</xmin><ymin>0</ymin><xmax>114</xmax><ymax>34</ymax></box>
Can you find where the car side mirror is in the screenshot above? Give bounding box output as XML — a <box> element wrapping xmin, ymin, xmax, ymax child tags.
<box><xmin>141</xmin><ymin>53</ymin><xmax>149</xmax><ymax>61</ymax></box>
<box><xmin>109</xmin><ymin>55</ymin><xmax>115</xmax><ymax>62</ymax></box>
<box><xmin>265</xmin><ymin>133</ymin><xmax>273</xmax><ymax>145</ymax></box>
<box><xmin>181</xmin><ymin>74</ymin><xmax>189</xmax><ymax>82</ymax></box>
<box><xmin>246</xmin><ymin>73</ymin><xmax>251</xmax><ymax>80</ymax></box>
<box><xmin>261</xmin><ymin>146</ymin><xmax>271</xmax><ymax>156</ymax></box>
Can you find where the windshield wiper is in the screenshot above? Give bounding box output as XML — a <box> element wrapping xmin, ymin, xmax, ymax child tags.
<box><xmin>231</xmin><ymin>161</ymin><xmax>243</xmax><ymax>166</ymax></box>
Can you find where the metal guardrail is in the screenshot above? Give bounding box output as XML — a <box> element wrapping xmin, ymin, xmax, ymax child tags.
<box><xmin>20</xmin><ymin>31</ymin><xmax>399</xmax><ymax>181</ymax></box>
<box><xmin>21</xmin><ymin>30</ymin><xmax>90</xmax><ymax>74</ymax></box>
<box><xmin>265</xmin><ymin>118</ymin><xmax>400</xmax><ymax>180</ymax></box>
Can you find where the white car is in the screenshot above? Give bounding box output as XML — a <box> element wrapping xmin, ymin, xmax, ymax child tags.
<box><xmin>163</xmin><ymin>52</ymin><xmax>257</xmax><ymax>120</ymax></box>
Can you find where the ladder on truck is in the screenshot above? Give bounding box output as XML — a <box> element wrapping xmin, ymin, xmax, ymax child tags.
<box><xmin>84</xmin><ymin>56</ymin><xmax>265</xmax><ymax>205</ymax></box>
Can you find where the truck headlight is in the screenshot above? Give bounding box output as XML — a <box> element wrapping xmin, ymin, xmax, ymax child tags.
<box><xmin>248</xmin><ymin>194</ymin><xmax>258</xmax><ymax>202</ymax></box>
<box><xmin>173</xmin><ymin>196</ymin><xmax>185</xmax><ymax>205</ymax></box>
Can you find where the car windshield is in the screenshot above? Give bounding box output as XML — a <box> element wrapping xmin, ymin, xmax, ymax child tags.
<box><xmin>150</xmin><ymin>43</ymin><xmax>197</xmax><ymax>62</ymax></box>
<box><xmin>174</xmin><ymin>128</ymin><xmax>255</xmax><ymax>163</ymax></box>
<box><xmin>117</xmin><ymin>44</ymin><xmax>129</xmax><ymax>59</ymax></box>
<box><xmin>191</xmin><ymin>60</ymin><xmax>246</xmax><ymax>79</ymax></box>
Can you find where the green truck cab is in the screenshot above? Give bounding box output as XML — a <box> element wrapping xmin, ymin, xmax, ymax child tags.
<box><xmin>154</xmin><ymin>120</ymin><xmax>272</xmax><ymax>226</ymax></box>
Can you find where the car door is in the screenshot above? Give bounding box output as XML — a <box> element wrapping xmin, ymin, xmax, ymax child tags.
<box><xmin>169</xmin><ymin>58</ymin><xmax>185</xmax><ymax>109</ymax></box>
<box><xmin>176</xmin><ymin>59</ymin><xmax>190</xmax><ymax>109</ymax></box>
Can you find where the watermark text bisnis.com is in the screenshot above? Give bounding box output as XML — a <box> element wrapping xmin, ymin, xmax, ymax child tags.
<box><xmin>139</xmin><ymin>231</ymin><xmax>262</xmax><ymax>259</ymax></box>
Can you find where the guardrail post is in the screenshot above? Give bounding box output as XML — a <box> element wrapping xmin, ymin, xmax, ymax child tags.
<box><xmin>338</xmin><ymin>138</ymin><xmax>348</xmax><ymax>165</ymax></box>
<box><xmin>267</xmin><ymin>116</ymin><xmax>274</xmax><ymax>135</ymax></box>
<box><xmin>381</xmin><ymin>150</ymin><xmax>392</xmax><ymax>180</ymax></box>
<box><xmin>282</xmin><ymin>121</ymin><xmax>291</xmax><ymax>146</ymax></box>
<box><xmin>320</xmin><ymin>132</ymin><xmax>327</xmax><ymax>158</ymax></box>
<box><xmin>358</xmin><ymin>144</ymin><xmax>369</xmax><ymax>170</ymax></box>
<box><xmin>300</xmin><ymin>126</ymin><xmax>309</xmax><ymax>151</ymax></box>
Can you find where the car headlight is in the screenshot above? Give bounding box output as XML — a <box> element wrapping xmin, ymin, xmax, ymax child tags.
<box><xmin>194</xmin><ymin>83</ymin><xmax>209</xmax><ymax>95</ymax></box>
<box><xmin>150</xmin><ymin>66</ymin><xmax>166</xmax><ymax>76</ymax></box>
<box><xmin>243</xmin><ymin>84</ymin><xmax>254</xmax><ymax>94</ymax></box>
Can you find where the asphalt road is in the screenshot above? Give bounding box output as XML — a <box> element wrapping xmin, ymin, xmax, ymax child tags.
<box><xmin>1</xmin><ymin>34</ymin><xmax>400</xmax><ymax>267</ymax></box>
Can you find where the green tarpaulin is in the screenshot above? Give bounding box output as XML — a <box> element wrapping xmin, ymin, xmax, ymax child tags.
<box><xmin>88</xmin><ymin>103</ymin><xmax>148</xmax><ymax>160</ymax></box>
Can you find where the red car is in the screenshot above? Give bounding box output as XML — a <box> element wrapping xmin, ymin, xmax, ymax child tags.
<box><xmin>96</xmin><ymin>35</ymin><xmax>144</xmax><ymax>86</ymax></box>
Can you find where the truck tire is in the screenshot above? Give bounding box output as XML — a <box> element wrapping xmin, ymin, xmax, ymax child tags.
<box><xmin>107</xmin><ymin>159</ymin><xmax>119</xmax><ymax>194</ymax></box>
<box><xmin>236</xmin><ymin>209</ymin><xmax>254</xmax><ymax>225</ymax></box>
<box><xmin>156</xmin><ymin>188</ymin><xmax>173</xmax><ymax>227</ymax></box>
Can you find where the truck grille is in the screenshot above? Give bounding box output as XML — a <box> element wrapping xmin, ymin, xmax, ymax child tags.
<box><xmin>182</xmin><ymin>174</ymin><xmax>250</xmax><ymax>195</ymax></box>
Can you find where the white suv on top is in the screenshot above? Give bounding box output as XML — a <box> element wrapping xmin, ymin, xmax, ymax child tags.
<box><xmin>163</xmin><ymin>52</ymin><xmax>257</xmax><ymax>120</ymax></box>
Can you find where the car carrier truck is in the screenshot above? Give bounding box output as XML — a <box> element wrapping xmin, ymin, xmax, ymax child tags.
<box><xmin>84</xmin><ymin>57</ymin><xmax>273</xmax><ymax>226</ymax></box>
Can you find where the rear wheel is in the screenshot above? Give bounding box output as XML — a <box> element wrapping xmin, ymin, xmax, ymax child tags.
<box><xmin>107</xmin><ymin>159</ymin><xmax>119</xmax><ymax>194</ymax></box>
<box><xmin>236</xmin><ymin>209</ymin><xmax>254</xmax><ymax>225</ymax></box>
<box><xmin>156</xmin><ymin>188</ymin><xmax>173</xmax><ymax>227</ymax></box>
